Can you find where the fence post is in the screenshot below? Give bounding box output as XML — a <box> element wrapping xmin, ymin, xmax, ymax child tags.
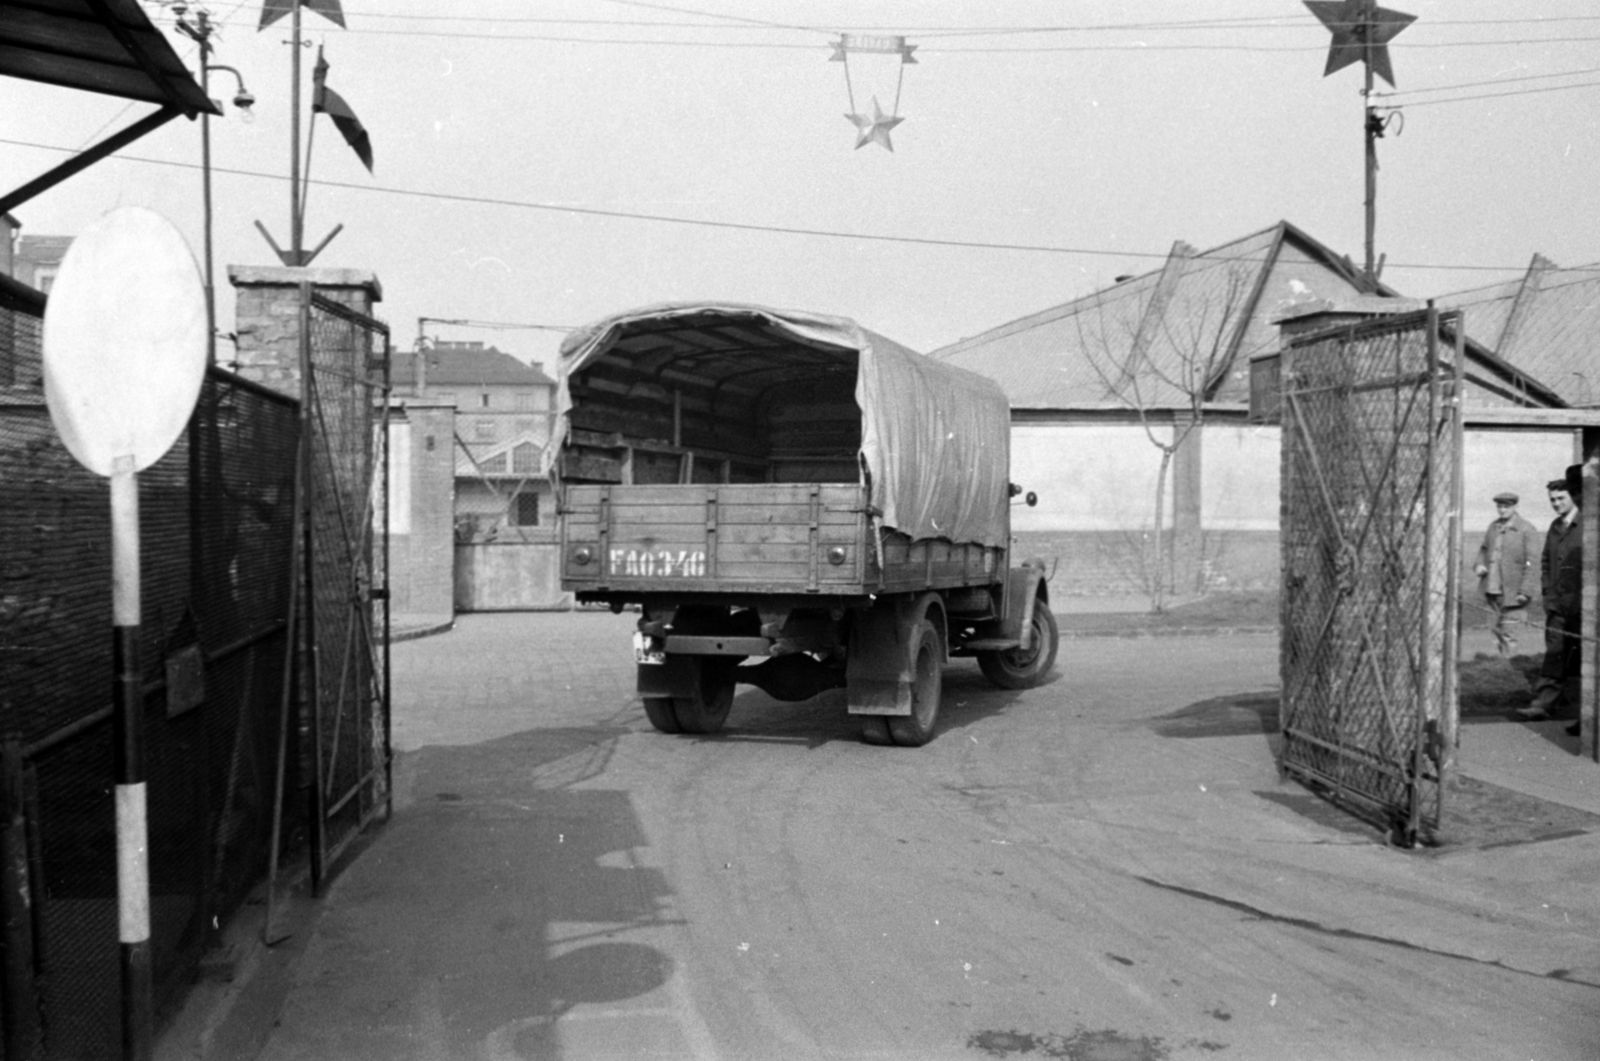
<box><xmin>0</xmin><ymin>737</ymin><xmax>41</xmax><ymax>1059</ymax></box>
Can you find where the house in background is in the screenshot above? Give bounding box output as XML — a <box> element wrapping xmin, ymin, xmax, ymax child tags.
<box><xmin>392</xmin><ymin>340</ymin><xmax>568</xmax><ymax>610</ymax></box>
<box><xmin>392</xmin><ymin>340</ymin><xmax>557</xmax><ymax>541</ymax></box>
<box><xmin>11</xmin><ymin>233</ymin><xmax>71</xmax><ymax>293</ymax></box>
<box><xmin>929</xmin><ymin>220</ymin><xmax>1572</xmax><ymax>601</ymax></box>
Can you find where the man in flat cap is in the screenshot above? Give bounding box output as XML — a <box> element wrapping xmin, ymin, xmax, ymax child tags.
<box><xmin>1475</xmin><ymin>490</ymin><xmax>1536</xmax><ymax>657</ymax></box>
<box><xmin>1517</xmin><ymin>467</ymin><xmax>1584</xmax><ymax>722</ymax></box>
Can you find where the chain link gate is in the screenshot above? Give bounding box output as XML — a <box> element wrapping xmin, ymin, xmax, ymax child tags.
<box><xmin>299</xmin><ymin>287</ymin><xmax>392</xmax><ymax>890</ymax></box>
<box><xmin>1279</xmin><ymin>307</ymin><xmax>1463</xmax><ymax>846</ymax></box>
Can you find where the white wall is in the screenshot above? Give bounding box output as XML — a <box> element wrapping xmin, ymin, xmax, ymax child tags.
<box><xmin>1201</xmin><ymin>424</ymin><xmax>1281</xmax><ymax>531</ymax></box>
<box><xmin>1008</xmin><ymin>420</ymin><xmax>1575</xmax><ymax>538</ymax></box>
<box><xmin>1011</xmin><ymin>423</ymin><xmax>1170</xmax><ymax>532</ymax></box>
<box><xmin>1010</xmin><ymin>421</ymin><xmax>1281</xmax><ymax>533</ymax></box>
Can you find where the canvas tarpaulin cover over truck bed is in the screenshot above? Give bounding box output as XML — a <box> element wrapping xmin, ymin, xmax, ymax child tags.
<box><xmin>550</xmin><ymin>302</ymin><xmax>1013</xmax><ymax>549</ymax></box>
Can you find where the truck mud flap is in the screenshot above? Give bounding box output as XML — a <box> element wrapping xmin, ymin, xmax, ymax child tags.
<box><xmin>637</xmin><ymin>655</ymin><xmax>703</xmax><ymax>700</ymax></box>
<box><xmin>845</xmin><ymin>595</ymin><xmax>944</xmax><ymax>716</ymax></box>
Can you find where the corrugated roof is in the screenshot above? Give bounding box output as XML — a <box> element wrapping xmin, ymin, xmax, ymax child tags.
<box><xmin>930</xmin><ymin>221</ymin><xmax>1379</xmax><ymax>410</ymax></box>
<box><xmin>394</xmin><ymin>344</ymin><xmax>555</xmax><ymax>389</ymax></box>
<box><xmin>1437</xmin><ymin>256</ymin><xmax>1600</xmax><ymax>406</ymax></box>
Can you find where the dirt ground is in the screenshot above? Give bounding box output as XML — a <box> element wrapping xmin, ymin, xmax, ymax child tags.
<box><xmin>1068</xmin><ymin>591</ymin><xmax>1600</xmax><ymax>852</ymax></box>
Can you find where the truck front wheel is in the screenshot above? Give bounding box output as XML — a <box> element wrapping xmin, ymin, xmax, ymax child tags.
<box><xmin>977</xmin><ymin>604</ymin><xmax>1059</xmax><ymax>690</ymax></box>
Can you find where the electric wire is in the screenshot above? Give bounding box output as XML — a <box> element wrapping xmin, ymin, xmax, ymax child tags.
<box><xmin>2</xmin><ymin>134</ymin><xmax>1583</xmax><ymax>278</ymax></box>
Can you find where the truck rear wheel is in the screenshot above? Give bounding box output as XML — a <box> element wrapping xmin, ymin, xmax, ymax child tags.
<box><xmin>977</xmin><ymin>604</ymin><xmax>1059</xmax><ymax>690</ymax></box>
<box><xmin>668</xmin><ymin>657</ymin><xmax>737</xmax><ymax>735</ymax></box>
<box><xmin>888</xmin><ymin>620</ymin><xmax>942</xmax><ymax>747</ymax></box>
<box><xmin>859</xmin><ymin>716</ymin><xmax>892</xmax><ymax>745</ymax></box>
<box><xmin>642</xmin><ymin>697</ymin><xmax>684</xmax><ymax>734</ymax></box>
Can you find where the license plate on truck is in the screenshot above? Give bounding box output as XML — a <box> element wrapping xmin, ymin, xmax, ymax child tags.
<box><xmin>610</xmin><ymin>548</ymin><xmax>708</xmax><ymax>578</ymax></box>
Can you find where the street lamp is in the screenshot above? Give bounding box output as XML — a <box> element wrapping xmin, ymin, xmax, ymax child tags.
<box><xmin>174</xmin><ymin>6</ymin><xmax>254</xmax><ymax>366</ymax></box>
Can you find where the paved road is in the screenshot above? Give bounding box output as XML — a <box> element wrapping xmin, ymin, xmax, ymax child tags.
<box><xmin>254</xmin><ymin>611</ymin><xmax>1599</xmax><ymax>1061</ymax></box>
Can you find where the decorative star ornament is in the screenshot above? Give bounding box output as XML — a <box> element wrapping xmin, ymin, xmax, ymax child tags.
<box><xmin>846</xmin><ymin>97</ymin><xmax>905</xmax><ymax>152</ymax></box>
<box><xmin>1305</xmin><ymin>0</ymin><xmax>1416</xmax><ymax>88</ymax></box>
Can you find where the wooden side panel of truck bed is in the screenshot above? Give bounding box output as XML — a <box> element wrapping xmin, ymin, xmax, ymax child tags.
<box><xmin>560</xmin><ymin>483</ymin><xmax>1005</xmax><ymax>598</ymax></box>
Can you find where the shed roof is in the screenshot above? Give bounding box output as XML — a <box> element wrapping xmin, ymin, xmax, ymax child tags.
<box><xmin>1</xmin><ymin>0</ymin><xmax>217</xmax><ymax>214</ymax></box>
<box><xmin>930</xmin><ymin>221</ymin><xmax>1386</xmax><ymax>411</ymax></box>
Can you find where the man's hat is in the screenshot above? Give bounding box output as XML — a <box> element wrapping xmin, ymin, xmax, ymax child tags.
<box><xmin>1493</xmin><ymin>491</ymin><xmax>1518</xmax><ymax>504</ymax></box>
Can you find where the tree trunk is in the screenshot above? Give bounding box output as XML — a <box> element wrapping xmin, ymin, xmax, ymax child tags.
<box><xmin>1151</xmin><ymin>447</ymin><xmax>1173</xmax><ymax>613</ymax></box>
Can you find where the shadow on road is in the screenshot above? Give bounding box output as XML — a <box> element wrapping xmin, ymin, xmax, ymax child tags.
<box><xmin>323</xmin><ymin>726</ymin><xmax>682</xmax><ymax>1060</ymax></box>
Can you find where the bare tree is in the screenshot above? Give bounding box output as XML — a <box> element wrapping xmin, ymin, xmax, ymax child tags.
<box><xmin>1076</xmin><ymin>241</ymin><xmax>1256</xmax><ymax>612</ymax></box>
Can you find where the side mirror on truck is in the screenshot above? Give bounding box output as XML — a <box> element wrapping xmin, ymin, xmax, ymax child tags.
<box><xmin>1008</xmin><ymin>483</ymin><xmax>1038</xmax><ymax>507</ymax></box>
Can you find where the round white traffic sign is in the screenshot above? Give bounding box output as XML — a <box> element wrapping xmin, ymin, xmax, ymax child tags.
<box><xmin>42</xmin><ymin>207</ymin><xmax>208</xmax><ymax>476</ymax></box>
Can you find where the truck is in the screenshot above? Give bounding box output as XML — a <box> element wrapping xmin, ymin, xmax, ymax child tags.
<box><xmin>552</xmin><ymin>303</ymin><xmax>1058</xmax><ymax>746</ymax></box>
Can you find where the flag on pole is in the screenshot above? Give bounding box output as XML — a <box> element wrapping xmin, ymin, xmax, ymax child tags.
<box><xmin>259</xmin><ymin>0</ymin><xmax>346</xmax><ymax>30</ymax></box>
<box><xmin>312</xmin><ymin>48</ymin><xmax>372</xmax><ymax>172</ymax></box>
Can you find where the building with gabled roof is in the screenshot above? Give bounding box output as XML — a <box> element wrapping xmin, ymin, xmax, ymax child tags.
<box><xmin>928</xmin><ymin>221</ymin><xmax>1578</xmax><ymax>600</ymax></box>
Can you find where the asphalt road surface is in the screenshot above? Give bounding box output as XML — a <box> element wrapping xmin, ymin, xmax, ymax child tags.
<box><xmin>254</xmin><ymin>611</ymin><xmax>1599</xmax><ymax>1061</ymax></box>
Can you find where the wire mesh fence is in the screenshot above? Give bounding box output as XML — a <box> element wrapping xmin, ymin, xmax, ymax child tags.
<box><xmin>1279</xmin><ymin>309</ymin><xmax>1461</xmax><ymax>846</ymax></box>
<box><xmin>2</xmin><ymin>285</ymin><xmax>301</xmax><ymax>1057</ymax></box>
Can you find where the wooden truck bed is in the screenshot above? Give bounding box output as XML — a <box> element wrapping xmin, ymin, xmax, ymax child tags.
<box><xmin>560</xmin><ymin>482</ymin><xmax>1005</xmax><ymax>599</ymax></box>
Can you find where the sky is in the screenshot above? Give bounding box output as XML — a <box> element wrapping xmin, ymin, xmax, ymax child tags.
<box><xmin>6</xmin><ymin>0</ymin><xmax>1600</xmax><ymax>372</ymax></box>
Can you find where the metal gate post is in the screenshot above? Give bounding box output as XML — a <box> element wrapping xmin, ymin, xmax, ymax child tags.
<box><xmin>0</xmin><ymin>737</ymin><xmax>41</xmax><ymax>1059</ymax></box>
<box><xmin>380</xmin><ymin>331</ymin><xmax>393</xmax><ymax>818</ymax></box>
<box><xmin>1410</xmin><ymin>304</ymin><xmax>1441</xmax><ymax>845</ymax></box>
<box><xmin>1584</xmin><ymin>427</ymin><xmax>1600</xmax><ymax>762</ymax></box>
<box><xmin>1441</xmin><ymin>317</ymin><xmax>1466</xmax><ymax>764</ymax></box>
<box><xmin>298</xmin><ymin>281</ymin><xmax>326</xmax><ymax>891</ymax></box>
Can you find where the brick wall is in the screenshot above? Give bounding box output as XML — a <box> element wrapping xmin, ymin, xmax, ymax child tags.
<box><xmin>227</xmin><ymin>265</ymin><xmax>382</xmax><ymax>399</ymax></box>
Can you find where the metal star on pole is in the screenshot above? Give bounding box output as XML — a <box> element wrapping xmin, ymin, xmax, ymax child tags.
<box><xmin>846</xmin><ymin>97</ymin><xmax>904</xmax><ymax>152</ymax></box>
<box><xmin>1305</xmin><ymin>0</ymin><xmax>1415</xmax><ymax>87</ymax></box>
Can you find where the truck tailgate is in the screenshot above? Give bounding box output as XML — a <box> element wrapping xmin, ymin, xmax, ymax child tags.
<box><xmin>561</xmin><ymin>483</ymin><xmax>871</xmax><ymax>594</ymax></box>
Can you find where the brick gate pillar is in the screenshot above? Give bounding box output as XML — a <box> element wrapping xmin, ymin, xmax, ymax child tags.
<box><xmin>226</xmin><ymin>265</ymin><xmax>383</xmax><ymax>399</ymax></box>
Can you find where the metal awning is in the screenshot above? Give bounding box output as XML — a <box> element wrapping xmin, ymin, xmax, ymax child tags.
<box><xmin>0</xmin><ymin>0</ymin><xmax>219</xmax><ymax>214</ymax></box>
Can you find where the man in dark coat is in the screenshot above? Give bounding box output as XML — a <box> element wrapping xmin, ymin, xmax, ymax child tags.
<box><xmin>1517</xmin><ymin>468</ymin><xmax>1584</xmax><ymax>722</ymax></box>
<box><xmin>1475</xmin><ymin>490</ymin><xmax>1537</xmax><ymax>657</ymax></box>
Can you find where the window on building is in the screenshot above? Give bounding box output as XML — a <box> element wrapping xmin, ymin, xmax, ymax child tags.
<box><xmin>437</xmin><ymin>391</ymin><xmax>457</xmax><ymax>406</ymax></box>
<box><xmin>480</xmin><ymin>393</ymin><xmax>491</xmax><ymax>408</ymax></box>
<box><xmin>482</xmin><ymin>453</ymin><xmax>508</xmax><ymax>473</ymax></box>
<box><xmin>474</xmin><ymin>419</ymin><xmax>496</xmax><ymax>441</ymax></box>
<box><xmin>515</xmin><ymin>392</ymin><xmax>534</xmax><ymax>410</ymax></box>
<box><xmin>510</xmin><ymin>491</ymin><xmax>539</xmax><ymax>527</ymax></box>
<box><xmin>515</xmin><ymin>419</ymin><xmax>536</xmax><ymax>436</ymax></box>
<box><xmin>512</xmin><ymin>442</ymin><xmax>539</xmax><ymax>474</ymax></box>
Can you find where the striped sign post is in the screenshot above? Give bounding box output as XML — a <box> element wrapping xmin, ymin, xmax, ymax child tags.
<box><xmin>42</xmin><ymin>208</ymin><xmax>208</xmax><ymax>1061</ymax></box>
